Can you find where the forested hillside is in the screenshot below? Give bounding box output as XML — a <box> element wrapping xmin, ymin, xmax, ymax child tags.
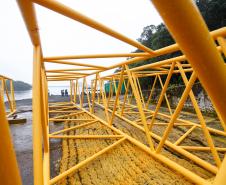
<box><xmin>6</xmin><ymin>80</ymin><xmax>32</xmax><ymax>91</ymax></box>
<box><xmin>124</xmin><ymin>0</ymin><xmax>226</xmax><ymax>89</ymax></box>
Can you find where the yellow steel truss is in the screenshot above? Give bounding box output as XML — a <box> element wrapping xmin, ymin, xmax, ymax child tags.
<box><xmin>0</xmin><ymin>75</ymin><xmax>16</xmax><ymax>117</ymax></box>
<box><xmin>0</xmin><ymin>0</ymin><xmax>225</xmax><ymax>184</ymax></box>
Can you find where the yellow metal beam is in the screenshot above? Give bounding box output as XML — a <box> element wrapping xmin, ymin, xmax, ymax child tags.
<box><xmin>151</xmin><ymin>0</ymin><xmax>226</xmax><ymax>125</ymax></box>
<box><xmin>32</xmin><ymin>0</ymin><xmax>154</xmax><ymax>54</ymax></box>
<box><xmin>44</xmin><ymin>53</ymin><xmax>152</xmax><ymax>60</ymax></box>
<box><xmin>0</xmin><ymin>97</ymin><xmax>22</xmax><ymax>185</ymax></box>
<box><xmin>44</xmin><ymin>60</ymin><xmax>107</xmax><ymax>69</ymax></box>
<box><xmin>17</xmin><ymin>0</ymin><xmax>41</xmax><ymax>46</ymax></box>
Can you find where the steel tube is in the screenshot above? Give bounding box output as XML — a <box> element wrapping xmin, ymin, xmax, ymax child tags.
<box><xmin>151</xmin><ymin>0</ymin><xmax>226</xmax><ymax>124</ymax></box>
<box><xmin>32</xmin><ymin>0</ymin><xmax>154</xmax><ymax>54</ymax></box>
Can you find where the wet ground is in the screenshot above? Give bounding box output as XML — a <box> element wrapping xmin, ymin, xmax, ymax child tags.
<box><xmin>7</xmin><ymin>95</ymin><xmax>70</xmax><ymax>185</ymax></box>
<box><xmin>9</xmin><ymin>106</ymin><xmax>33</xmax><ymax>185</ymax></box>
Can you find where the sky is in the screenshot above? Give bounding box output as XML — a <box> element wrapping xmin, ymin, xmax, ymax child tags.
<box><xmin>0</xmin><ymin>0</ymin><xmax>162</xmax><ymax>85</ymax></box>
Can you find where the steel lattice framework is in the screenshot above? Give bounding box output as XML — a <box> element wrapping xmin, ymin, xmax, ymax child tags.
<box><xmin>0</xmin><ymin>75</ymin><xmax>16</xmax><ymax>117</ymax></box>
<box><xmin>0</xmin><ymin>0</ymin><xmax>226</xmax><ymax>185</ymax></box>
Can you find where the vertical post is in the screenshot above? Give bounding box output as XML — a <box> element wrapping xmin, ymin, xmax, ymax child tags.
<box><xmin>84</xmin><ymin>78</ymin><xmax>91</xmax><ymax>112</ymax></box>
<box><xmin>74</xmin><ymin>79</ymin><xmax>78</xmax><ymax>104</ymax></box>
<box><xmin>41</xmin><ymin>66</ymin><xmax>50</xmax><ymax>185</ymax></box>
<box><xmin>0</xmin><ymin>95</ymin><xmax>22</xmax><ymax>185</ymax></box>
<box><xmin>3</xmin><ymin>79</ymin><xmax>13</xmax><ymax>112</ymax></box>
<box><xmin>97</xmin><ymin>78</ymin><xmax>101</xmax><ymax>104</ymax></box>
<box><xmin>90</xmin><ymin>80</ymin><xmax>93</xmax><ymax>105</ymax></box>
<box><xmin>77</xmin><ymin>80</ymin><xmax>81</xmax><ymax>107</ymax></box>
<box><xmin>43</xmin><ymin>70</ymin><xmax>49</xmax><ymax>124</ymax></box>
<box><xmin>125</xmin><ymin>65</ymin><xmax>155</xmax><ymax>151</ymax></box>
<box><xmin>71</xmin><ymin>80</ymin><xmax>74</xmax><ymax>103</ymax></box>
<box><xmin>41</xmin><ymin>67</ymin><xmax>48</xmax><ymax>127</ymax></box>
<box><xmin>113</xmin><ymin>77</ymin><xmax>121</xmax><ymax>109</ymax></box>
<box><xmin>91</xmin><ymin>73</ymin><xmax>98</xmax><ymax>113</ymax></box>
<box><xmin>110</xmin><ymin>66</ymin><xmax>125</xmax><ymax>126</ymax></box>
<box><xmin>120</xmin><ymin>80</ymin><xmax>130</xmax><ymax>116</ymax></box>
<box><xmin>81</xmin><ymin>77</ymin><xmax>85</xmax><ymax>108</ymax></box>
<box><xmin>123</xmin><ymin>80</ymin><xmax>129</xmax><ymax>103</ymax></box>
<box><xmin>10</xmin><ymin>80</ymin><xmax>16</xmax><ymax>111</ymax></box>
<box><xmin>70</xmin><ymin>80</ymin><xmax>73</xmax><ymax>102</ymax></box>
<box><xmin>0</xmin><ymin>77</ymin><xmax>4</xmax><ymax>101</ymax></box>
<box><xmin>33</xmin><ymin>46</ymin><xmax>44</xmax><ymax>185</ymax></box>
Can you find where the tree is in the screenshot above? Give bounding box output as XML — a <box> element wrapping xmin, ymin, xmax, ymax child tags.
<box><xmin>196</xmin><ymin>0</ymin><xmax>226</xmax><ymax>30</ymax></box>
<box><xmin>121</xmin><ymin>0</ymin><xmax>226</xmax><ymax>89</ymax></box>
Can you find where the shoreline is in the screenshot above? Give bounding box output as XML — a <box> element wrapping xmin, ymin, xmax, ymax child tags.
<box><xmin>8</xmin><ymin>95</ymin><xmax>70</xmax><ymax>185</ymax></box>
<box><xmin>5</xmin><ymin>95</ymin><xmax>71</xmax><ymax>108</ymax></box>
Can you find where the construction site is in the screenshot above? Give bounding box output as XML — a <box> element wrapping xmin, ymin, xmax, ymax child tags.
<box><xmin>1</xmin><ymin>0</ymin><xmax>226</xmax><ymax>185</ymax></box>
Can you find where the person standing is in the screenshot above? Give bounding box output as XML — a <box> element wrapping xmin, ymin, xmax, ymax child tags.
<box><xmin>61</xmin><ymin>89</ymin><xmax>64</xmax><ymax>96</ymax></box>
<box><xmin>65</xmin><ymin>89</ymin><xmax>68</xmax><ymax>96</ymax></box>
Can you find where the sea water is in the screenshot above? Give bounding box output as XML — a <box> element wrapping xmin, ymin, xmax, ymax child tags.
<box><xmin>3</xmin><ymin>86</ymin><xmax>71</xmax><ymax>102</ymax></box>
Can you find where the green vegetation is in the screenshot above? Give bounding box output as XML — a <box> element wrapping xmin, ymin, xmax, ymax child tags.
<box><xmin>117</xmin><ymin>0</ymin><xmax>226</xmax><ymax>89</ymax></box>
<box><xmin>6</xmin><ymin>80</ymin><xmax>32</xmax><ymax>91</ymax></box>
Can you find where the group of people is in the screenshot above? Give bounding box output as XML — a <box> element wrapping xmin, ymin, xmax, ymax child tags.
<box><xmin>61</xmin><ymin>89</ymin><xmax>69</xmax><ymax>97</ymax></box>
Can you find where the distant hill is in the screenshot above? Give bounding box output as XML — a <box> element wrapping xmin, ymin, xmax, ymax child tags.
<box><xmin>6</xmin><ymin>80</ymin><xmax>32</xmax><ymax>91</ymax></box>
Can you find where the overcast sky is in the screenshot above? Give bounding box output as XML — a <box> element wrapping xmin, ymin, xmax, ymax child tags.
<box><xmin>0</xmin><ymin>0</ymin><xmax>162</xmax><ymax>85</ymax></box>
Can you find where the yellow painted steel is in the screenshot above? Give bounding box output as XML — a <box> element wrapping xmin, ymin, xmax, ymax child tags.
<box><xmin>17</xmin><ymin>0</ymin><xmax>41</xmax><ymax>46</ymax></box>
<box><xmin>177</xmin><ymin>62</ymin><xmax>221</xmax><ymax>167</ymax></box>
<box><xmin>151</xmin><ymin>0</ymin><xmax>226</xmax><ymax>125</ymax></box>
<box><xmin>91</xmin><ymin>73</ymin><xmax>98</xmax><ymax>113</ymax></box>
<box><xmin>145</xmin><ymin>75</ymin><xmax>157</xmax><ymax>109</ymax></box>
<box><xmin>13</xmin><ymin>0</ymin><xmax>226</xmax><ymax>185</ymax></box>
<box><xmin>44</xmin><ymin>60</ymin><xmax>107</xmax><ymax>70</ymax></box>
<box><xmin>96</xmin><ymin>101</ymin><xmax>219</xmax><ymax>174</ymax></box>
<box><xmin>44</xmin><ymin>53</ymin><xmax>153</xmax><ymax>60</ymax></box>
<box><xmin>157</xmin><ymin>75</ymin><xmax>172</xmax><ymax>115</ymax></box>
<box><xmin>149</xmin><ymin>62</ymin><xmax>176</xmax><ymax>130</ymax></box>
<box><xmin>32</xmin><ymin>0</ymin><xmax>154</xmax><ymax>54</ymax></box>
<box><xmin>214</xmin><ymin>156</ymin><xmax>226</xmax><ymax>185</ymax></box>
<box><xmin>0</xmin><ymin>76</ymin><xmax>17</xmax><ymax>116</ymax></box>
<box><xmin>84</xmin><ymin>78</ymin><xmax>92</xmax><ymax>112</ymax></box>
<box><xmin>120</xmin><ymin>80</ymin><xmax>130</xmax><ymax>116</ymax></box>
<box><xmin>33</xmin><ymin>46</ymin><xmax>45</xmax><ymax>185</ymax></box>
<box><xmin>91</xmin><ymin>102</ymin><xmax>213</xmax><ymax>185</ymax></box>
<box><xmin>174</xmin><ymin>125</ymin><xmax>197</xmax><ymax>146</ymax></box>
<box><xmin>217</xmin><ymin>37</ymin><xmax>226</xmax><ymax>57</ymax></box>
<box><xmin>0</xmin><ymin>96</ymin><xmax>22</xmax><ymax>185</ymax></box>
<box><xmin>109</xmin><ymin>66</ymin><xmax>125</xmax><ymax>125</ymax></box>
<box><xmin>98</xmin><ymin>76</ymin><xmax>110</xmax><ymax>123</ymax></box>
<box><xmin>49</xmin><ymin>137</ymin><xmax>126</xmax><ymax>185</ymax></box>
<box><xmin>125</xmin><ymin>65</ymin><xmax>155</xmax><ymax>151</ymax></box>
